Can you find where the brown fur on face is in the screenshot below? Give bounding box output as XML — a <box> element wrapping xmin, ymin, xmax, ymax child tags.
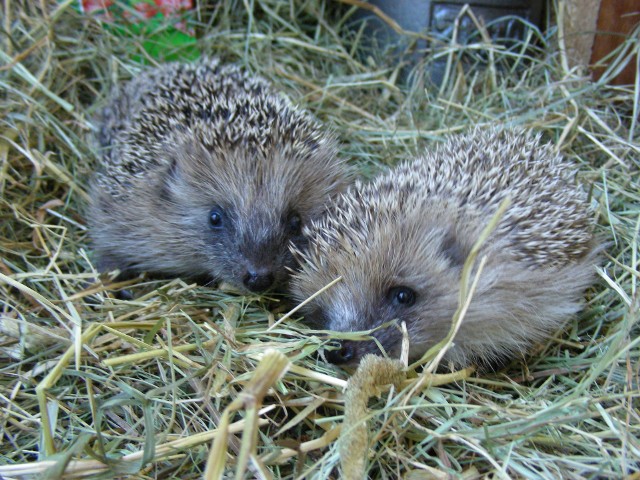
<box><xmin>290</xmin><ymin>128</ymin><xmax>598</xmax><ymax>366</ymax></box>
<box><xmin>88</xmin><ymin>58</ymin><xmax>348</xmax><ymax>292</ymax></box>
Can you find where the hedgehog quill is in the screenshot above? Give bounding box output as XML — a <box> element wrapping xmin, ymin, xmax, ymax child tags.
<box><xmin>88</xmin><ymin>58</ymin><xmax>348</xmax><ymax>292</ymax></box>
<box><xmin>290</xmin><ymin>128</ymin><xmax>599</xmax><ymax>367</ymax></box>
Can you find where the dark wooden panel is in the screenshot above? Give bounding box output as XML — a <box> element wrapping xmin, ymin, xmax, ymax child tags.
<box><xmin>590</xmin><ymin>0</ymin><xmax>639</xmax><ymax>85</ymax></box>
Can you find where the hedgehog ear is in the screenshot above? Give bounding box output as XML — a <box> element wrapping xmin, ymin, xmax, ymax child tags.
<box><xmin>166</xmin><ymin>157</ymin><xmax>180</xmax><ymax>180</ymax></box>
<box><xmin>159</xmin><ymin>138</ymin><xmax>201</xmax><ymax>190</ymax></box>
<box><xmin>159</xmin><ymin>142</ymin><xmax>194</xmax><ymax>201</ymax></box>
<box><xmin>158</xmin><ymin>158</ymin><xmax>180</xmax><ymax>201</ymax></box>
<box><xmin>441</xmin><ymin>231</ymin><xmax>469</xmax><ymax>266</ymax></box>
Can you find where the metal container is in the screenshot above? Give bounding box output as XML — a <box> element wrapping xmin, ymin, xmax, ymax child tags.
<box><xmin>351</xmin><ymin>0</ymin><xmax>545</xmax><ymax>85</ymax></box>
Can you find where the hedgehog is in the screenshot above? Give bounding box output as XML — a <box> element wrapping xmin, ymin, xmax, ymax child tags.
<box><xmin>290</xmin><ymin>128</ymin><xmax>598</xmax><ymax>367</ymax></box>
<box><xmin>88</xmin><ymin>58</ymin><xmax>348</xmax><ymax>292</ymax></box>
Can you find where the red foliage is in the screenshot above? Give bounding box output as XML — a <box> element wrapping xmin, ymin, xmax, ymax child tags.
<box><xmin>81</xmin><ymin>0</ymin><xmax>193</xmax><ymax>19</ymax></box>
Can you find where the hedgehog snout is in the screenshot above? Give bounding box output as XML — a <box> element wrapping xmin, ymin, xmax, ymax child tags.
<box><xmin>243</xmin><ymin>267</ymin><xmax>276</xmax><ymax>292</ymax></box>
<box><xmin>324</xmin><ymin>338</ymin><xmax>381</xmax><ymax>365</ymax></box>
<box><xmin>325</xmin><ymin>340</ymin><xmax>357</xmax><ymax>364</ymax></box>
<box><xmin>238</xmin><ymin>234</ymin><xmax>283</xmax><ymax>292</ymax></box>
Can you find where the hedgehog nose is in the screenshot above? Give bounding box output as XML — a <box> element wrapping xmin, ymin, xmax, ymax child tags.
<box><xmin>325</xmin><ymin>341</ymin><xmax>356</xmax><ymax>364</ymax></box>
<box><xmin>243</xmin><ymin>269</ymin><xmax>275</xmax><ymax>292</ymax></box>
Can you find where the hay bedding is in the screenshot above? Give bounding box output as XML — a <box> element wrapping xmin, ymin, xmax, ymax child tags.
<box><xmin>0</xmin><ymin>1</ymin><xmax>638</xmax><ymax>478</ymax></box>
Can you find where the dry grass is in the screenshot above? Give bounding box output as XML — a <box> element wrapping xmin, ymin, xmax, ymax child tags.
<box><xmin>1</xmin><ymin>1</ymin><xmax>639</xmax><ymax>478</ymax></box>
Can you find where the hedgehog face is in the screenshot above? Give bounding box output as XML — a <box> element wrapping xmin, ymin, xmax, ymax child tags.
<box><xmin>153</xmin><ymin>130</ymin><xmax>344</xmax><ymax>292</ymax></box>
<box><xmin>193</xmin><ymin>200</ymin><xmax>305</xmax><ymax>292</ymax></box>
<box><xmin>291</xmin><ymin>190</ymin><xmax>476</xmax><ymax>364</ymax></box>
<box><xmin>201</xmin><ymin>203</ymin><xmax>299</xmax><ymax>292</ymax></box>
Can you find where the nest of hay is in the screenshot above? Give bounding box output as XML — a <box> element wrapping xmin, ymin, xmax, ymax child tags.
<box><xmin>1</xmin><ymin>1</ymin><xmax>638</xmax><ymax>478</ymax></box>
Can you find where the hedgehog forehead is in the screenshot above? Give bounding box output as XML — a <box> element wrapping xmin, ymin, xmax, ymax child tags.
<box><xmin>176</xmin><ymin>148</ymin><xmax>293</xmax><ymax>211</ymax></box>
<box><xmin>292</xmin><ymin>223</ymin><xmax>456</xmax><ymax>332</ymax></box>
<box><xmin>164</xmin><ymin>138</ymin><xmax>346</xmax><ymax>248</ymax></box>
<box><xmin>306</xmin><ymin>164</ymin><xmax>428</xmax><ymax>254</ymax></box>
<box><xmin>299</xmin><ymin>201</ymin><xmax>456</xmax><ymax>297</ymax></box>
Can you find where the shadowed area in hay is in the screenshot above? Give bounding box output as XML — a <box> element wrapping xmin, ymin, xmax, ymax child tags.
<box><xmin>0</xmin><ymin>1</ymin><xmax>638</xmax><ymax>478</ymax></box>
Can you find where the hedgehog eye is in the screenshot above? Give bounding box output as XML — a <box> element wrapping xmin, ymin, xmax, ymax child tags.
<box><xmin>388</xmin><ymin>286</ymin><xmax>416</xmax><ymax>307</ymax></box>
<box><xmin>209</xmin><ymin>207</ymin><xmax>224</xmax><ymax>229</ymax></box>
<box><xmin>287</xmin><ymin>212</ymin><xmax>302</xmax><ymax>236</ymax></box>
